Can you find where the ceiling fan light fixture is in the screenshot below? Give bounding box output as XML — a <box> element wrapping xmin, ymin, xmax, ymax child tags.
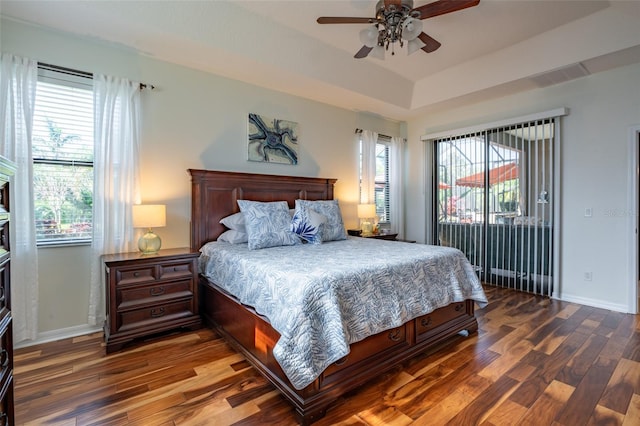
<box><xmin>370</xmin><ymin>45</ymin><xmax>385</xmax><ymax>60</ymax></box>
<box><xmin>402</xmin><ymin>17</ymin><xmax>422</xmax><ymax>41</ymax></box>
<box><xmin>359</xmin><ymin>25</ymin><xmax>378</xmax><ymax>48</ymax></box>
<box><xmin>407</xmin><ymin>38</ymin><xmax>426</xmax><ymax>55</ymax></box>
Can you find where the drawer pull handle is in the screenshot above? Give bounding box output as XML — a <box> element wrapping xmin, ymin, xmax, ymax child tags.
<box><xmin>173</xmin><ymin>267</ymin><xmax>178</xmax><ymax>271</ymax></box>
<box><xmin>150</xmin><ymin>307</ymin><xmax>165</xmax><ymax>318</ymax></box>
<box><xmin>334</xmin><ymin>356</ymin><xmax>348</xmax><ymax>366</ymax></box>
<box><xmin>0</xmin><ymin>349</ymin><xmax>8</xmax><ymax>368</ymax></box>
<box><xmin>150</xmin><ymin>287</ymin><xmax>165</xmax><ymax>296</ymax></box>
<box><xmin>421</xmin><ymin>317</ymin><xmax>432</xmax><ymax>327</ymax></box>
<box><xmin>388</xmin><ymin>328</ymin><xmax>402</xmax><ymax>342</ymax></box>
<box><xmin>0</xmin><ymin>286</ymin><xmax>4</xmax><ymax>303</ymax></box>
<box><xmin>455</xmin><ymin>304</ymin><xmax>464</xmax><ymax>312</ymax></box>
<box><xmin>133</xmin><ymin>272</ymin><xmax>140</xmax><ymax>277</ymax></box>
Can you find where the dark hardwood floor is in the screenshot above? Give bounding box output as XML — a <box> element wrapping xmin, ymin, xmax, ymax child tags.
<box><xmin>14</xmin><ymin>285</ymin><xmax>640</xmax><ymax>425</ymax></box>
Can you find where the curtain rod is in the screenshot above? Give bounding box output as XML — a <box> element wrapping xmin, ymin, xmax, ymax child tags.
<box><xmin>38</xmin><ymin>62</ymin><xmax>156</xmax><ymax>91</ymax></box>
<box><xmin>355</xmin><ymin>128</ymin><xmax>392</xmax><ymax>140</ymax></box>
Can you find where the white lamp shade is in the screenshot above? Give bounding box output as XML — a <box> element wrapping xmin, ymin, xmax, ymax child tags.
<box><xmin>133</xmin><ymin>204</ymin><xmax>166</xmax><ymax>228</ymax></box>
<box><xmin>357</xmin><ymin>203</ymin><xmax>377</xmax><ymax>219</ymax></box>
<box><xmin>370</xmin><ymin>45</ymin><xmax>385</xmax><ymax>60</ymax></box>
<box><xmin>359</xmin><ymin>25</ymin><xmax>378</xmax><ymax>48</ymax></box>
<box><xmin>407</xmin><ymin>38</ymin><xmax>426</xmax><ymax>55</ymax></box>
<box><xmin>402</xmin><ymin>17</ymin><xmax>423</xmax><ymax>41</ymax></box>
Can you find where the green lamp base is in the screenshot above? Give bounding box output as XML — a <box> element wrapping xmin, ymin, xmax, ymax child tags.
<box><xmin>138</xmin><ymin>229</ymin><xmax>161</xmax><ymax>254</ymax></box>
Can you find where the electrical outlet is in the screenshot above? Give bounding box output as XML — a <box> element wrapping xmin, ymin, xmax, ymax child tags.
<box><xmin>584</xmin><ymin>271</ymin><xmax>592</xmax><ymax>281</ymax></box>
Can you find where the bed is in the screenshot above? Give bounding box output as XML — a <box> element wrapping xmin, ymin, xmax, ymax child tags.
<box><xmin>189</xmin><ymin>169</ymin><xmax>487</xmax><ymax>424</ymax></box>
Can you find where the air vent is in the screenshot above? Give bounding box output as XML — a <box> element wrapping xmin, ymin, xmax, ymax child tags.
<box><xmin>530</xmin><ymin>63</ymin><xmax>590</xmax><ymax>88</ymax></box>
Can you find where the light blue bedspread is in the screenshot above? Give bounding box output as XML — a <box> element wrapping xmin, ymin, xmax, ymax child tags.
<box><xmin>199</xmin><ymin>237</ymin><xmax>488</xmax><ymax>389</ymax></box>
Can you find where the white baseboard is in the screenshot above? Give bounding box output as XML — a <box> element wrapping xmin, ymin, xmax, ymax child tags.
<box><xmin>555</xmin><ymin>292</ymin><xmax>630</xmax><ymax>313</ymax></box>
<box><xmin>15</xmin><ymin>324</ymin><xmax>102</xmax><ymax>349</ymax></box>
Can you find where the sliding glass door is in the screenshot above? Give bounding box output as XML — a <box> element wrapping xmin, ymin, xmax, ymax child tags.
<box><xmin>434</xmin><ymin>119</ymin><xmax>554</xmax><ymax>296</ymax></box>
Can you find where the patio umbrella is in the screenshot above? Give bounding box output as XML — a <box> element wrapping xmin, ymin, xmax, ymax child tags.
<box><xmin>438</xmin><ymin>182</ymin><xmax>451</xmax><ymax>189</ymax></box>
<box><xmin>455</xmin><ymin>162</ymin><xmax>519</xmax><ymax>188</ymax></box>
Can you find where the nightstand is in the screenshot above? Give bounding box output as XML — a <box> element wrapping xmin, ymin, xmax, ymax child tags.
<box><xmin>102</xmin><ymin>248</ymin><xmax>201</xmax><ymax>353</ymax></box>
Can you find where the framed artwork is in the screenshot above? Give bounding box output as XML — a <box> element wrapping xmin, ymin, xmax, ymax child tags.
<box><xmin>248</xmin><ymin>113</ymin><xmax>299</xmax><ymax>165</ymax></box>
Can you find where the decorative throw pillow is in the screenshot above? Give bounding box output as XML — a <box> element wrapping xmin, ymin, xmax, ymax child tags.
<box><xmin>237</xmin><ymin>200</ymin><xmax>300</xmax><ymax>250</ymax></box>
<box><xmin>217</xmin><ymin>229</ymin><xmax>248</xmax><ymax>244</ymax></box>
<box><xmin>291</xmin><ymin>203</ymin><xmax>327</xmax><ymax>244</ymax></box>
<box><xmin>219</xmin><ymin>211</ymin><xmax>245</xmax><ymax>231</ymax></box>
<box><xmin>296</xmin><ymin>199</ymin><xmax>347</xmax><ymax>242</ymax></box>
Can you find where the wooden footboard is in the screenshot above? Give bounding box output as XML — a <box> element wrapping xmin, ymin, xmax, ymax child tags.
<box><xmin>200</xmin><ymin>276</ymin><xmax>478</xmax><ymax>424</ymax></box>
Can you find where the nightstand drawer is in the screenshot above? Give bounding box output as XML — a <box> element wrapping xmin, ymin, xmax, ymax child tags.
<box><xmin>118</xmin><ymin>280</ymin><xmax>193</xmax><ymax>310</ymax></box>
<box><xmin>158</xmin><ymin>260</ymin><xmax>195</xmax><ymax>280</ymax></box>
<box><xmin>117</xmin><ymin>300</ymin><xmax>194</xmax><ymax>332</ymax></box>
<box><xmin>115</xmin><ymin>266</ymin><xmax>157</xmax><ymax>286</ymax></box>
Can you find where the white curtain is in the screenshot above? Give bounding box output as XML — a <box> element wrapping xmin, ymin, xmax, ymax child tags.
<box><xmin>0</xmin><ymin>53</ymin><xmax>39</xmax><ymax>343</ymax></box>
<box><xmin>89</xmin><ymin>74</ymin><xmax>141</xmax><ymax>326</ymax></box>
<box><xmin>389</xmin><ymin>136</ymin><xmax>405</xmax><ymax>239</ymax></box>
<box><xmin>360</xmin><ymin>130</ymin><xmax>377</xmax><ymax>204</ymax></box>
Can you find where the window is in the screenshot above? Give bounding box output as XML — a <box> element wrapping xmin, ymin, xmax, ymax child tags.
<box><xmin>32</xmin><ymin>65</ymin><xmax>94</xmax><ymax>245</ymax></box>
<box><xmin>360</xmin><ymin>137</ymin><xmax>391</xmax><ymax>225</ymax></box>
<box><xmin>374</xmin><ymin>142</ymin><xmax>390</xmax><ymax>224</ymax></box>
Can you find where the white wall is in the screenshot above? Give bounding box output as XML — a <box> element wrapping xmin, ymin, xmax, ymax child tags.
<box><xmin>2</xmin><ymin>19</ymin><xmax>402</xmax><ymax>343</ymax></box>
<box><xmin>406</xmin><ymin>62</ymin><xmax>640</xmax><ymax>313</ymax></box>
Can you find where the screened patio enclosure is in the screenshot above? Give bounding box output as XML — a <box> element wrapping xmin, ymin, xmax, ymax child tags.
<box><xmin>434</xmin><ymin>119</ymin><xmax>554</xmax><ymax>296</ymax></box>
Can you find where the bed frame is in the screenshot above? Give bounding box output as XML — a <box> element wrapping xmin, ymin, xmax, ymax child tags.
<box><xmin>189</xmin><ymin>169</ymin><xmax>479</xmax><ymax>424</ymax></box>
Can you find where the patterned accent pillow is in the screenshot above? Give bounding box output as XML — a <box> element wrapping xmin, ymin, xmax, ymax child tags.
<box><xmin>291</xmin><ymin>203</ymin><xmax>327</xmax><ymax>244</ymax></box>
<box><xmin>296</xmin><ymin>199</ymin><xmax>347</xmax><ymax>242</ymax></box>
<box><xmin>237</xmin><ymin>200</ymin><xmax>300</xmax><ymax>250</ymax></box>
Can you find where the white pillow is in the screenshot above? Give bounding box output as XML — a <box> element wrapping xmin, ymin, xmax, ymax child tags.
<box><xmin>219</xmin><ymin>212</ymin><xmax>245</xmax><ymax>231</ymax></box>
<box><xmin>217</xmin><ymin>229</ymin><xmax>248</xmax><ymax>244</ymax></box>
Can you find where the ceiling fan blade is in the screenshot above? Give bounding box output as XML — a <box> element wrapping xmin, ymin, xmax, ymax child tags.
<box><xmin>354</xmin><ymin>46</ymin><xmax>373</xmax><ymax>59</ymax></box>
<box><xmin>384</xmin><ymin>0</ymin><xmax>402</xmax><ymax>7</ymax></box>
<box><xmin>317</xmin><ymin>17</ymin><xmax>374</xmax><ymax>24</ymax></box>
<box><xmin>418</xmin><ymin>32</ymin><xmax>442</xmax><ymax>53</ymax></box>
<box><xmin>413</xmin><ymin>0</ymin><xmax>480</xmax><ymax>20</ymax></box>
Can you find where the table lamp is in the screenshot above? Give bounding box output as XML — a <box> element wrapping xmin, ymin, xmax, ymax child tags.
<box><xmin>133</xmin><ymin>204</ymin><xmax>166</xmax><ymax>254</ymax></box>
<box><xmin>357</xmin><ymin>203</ymin><xmax>376</xmax><ymax>237</ymax></box>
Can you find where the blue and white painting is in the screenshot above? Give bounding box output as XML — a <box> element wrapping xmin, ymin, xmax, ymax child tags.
<box><xmin>248</xmin><ymin>113</ymin><xmax>299</xmax><ymax>165</ymax></box>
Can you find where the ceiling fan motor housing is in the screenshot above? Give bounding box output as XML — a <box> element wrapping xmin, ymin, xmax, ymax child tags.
<box><xmin>375</xmin><ymin>0</ymin><xmax>417</xmax><ymax>19</ymax></box>
<box><xmin>374</xmin><ymin>0</ymin><xmax>418</xmax><ymax>46</ymax></box>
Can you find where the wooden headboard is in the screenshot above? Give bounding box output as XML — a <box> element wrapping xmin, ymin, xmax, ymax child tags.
<box><xmin>189</xmin><ymin>169</ymin><xmax>337</xmax><ymax>250</ymax></box>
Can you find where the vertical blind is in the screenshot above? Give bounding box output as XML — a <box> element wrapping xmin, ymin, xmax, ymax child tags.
<box><xmin>433</xmin><ymin>118</ymin><xmax>557</xmax><ymax>297</ymax></box>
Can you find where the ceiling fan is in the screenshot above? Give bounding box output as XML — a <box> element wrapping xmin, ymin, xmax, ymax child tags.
<box><xmin>317</xmin><ymin>0</ymin><xmax>480</xmax><ymax>59</ymax></box>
